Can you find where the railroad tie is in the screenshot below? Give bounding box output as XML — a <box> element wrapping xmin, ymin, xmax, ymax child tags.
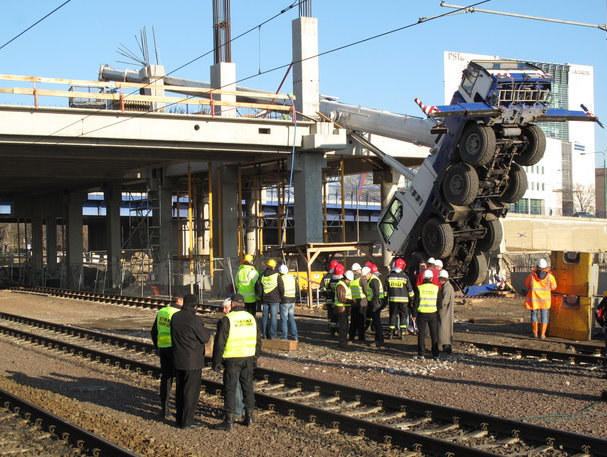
<box><xmin>416</xmin><ymin>423</ymin><xmax>459</xmax><ymax>435</ymax></box>
<box><xmin>262</xmin><ymin>383</ymin><xmax>285</xmax><ymax>391</ymax></box>
<box><xmin>324</xmin><ymin>400</ymin><xmax>360</xmax><ymax>411</ymax></box>
<box><xmin>393</xmin><ymin>416</ymin><xmax>432</xmax><ymax>429</ymax></box>
<box><xmin>272</xmin><ymin>387</ymin><xmax>303</xmax><ymax>396</ymax></box>
<box><xmin>343</xmin><ymin>405</ymin><xmax>383</xmax><ymax>417</ymax></box>
<box><xmin>456</xmin><ymin>428</ymin><xmax>489</xmax><ymax>441</ymax></box>
<box><xmin>376</xmin><ymin>410</ymin><xmax>408</xmax><ymax>421</ymax></box>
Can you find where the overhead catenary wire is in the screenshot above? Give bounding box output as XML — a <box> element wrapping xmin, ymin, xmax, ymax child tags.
<box><xmin>0</xmin><ymin>0</ymin><xmax>74</xmax><ymax>52</ymax></box>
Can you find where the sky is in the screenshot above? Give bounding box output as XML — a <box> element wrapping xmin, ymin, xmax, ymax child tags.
<box><xmin>1</xmin><ymin>0</ymin><xmax>606</xmax><ymax>164</ymax></box>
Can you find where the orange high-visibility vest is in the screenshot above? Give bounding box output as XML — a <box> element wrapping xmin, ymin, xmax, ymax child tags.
<box><xmin>524</xmin><ymin>269</ymin><xmax>557</xmax><ymax>310</ymax></box>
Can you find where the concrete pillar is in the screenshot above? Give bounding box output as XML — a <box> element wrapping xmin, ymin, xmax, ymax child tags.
<box><xmin>66</xmin><ymin>192</ymin><xmax>85</xmax><ymax>288</ymax></box>
<box><xmin>376</xmin><ymin>170</ymin><xmax>400</xmax><ymax>268</ymax></box>
<box><xmin>104</xmin><ymin>184</ymin><xmax>122</xmax><ymax>289</ymax></box>
<box><xmin>139</xmin><ymin>65</ymin><xmax>166</xmax><ymax>113</ymax></box>
<box><xmin>244</xmin><ymin>190</ymin><xmax>258</xmax><ymax>255</ymax></box>
<box><xmin>293</xmin><ymin>151</ymin><xmax>324</xmax><ymax>245</ymax></box>
<box><xmin>31</xmin><ymin>215</ymin><xmax>43</xmax><ymax>285</ymax></box>
<box><xmin>210</xmin><ymin>62</ymin><xmax>236</xmax><ymax>117</ymax></box>
<box><xmin>45</xmin><ymin>217</ymin><xmax>57</xmax><ymax>276</ymax></box>
<box><xmin>292</xmin><ymin>17</ymin><xmax>319</xmax><ymax>117</ymax></box>
<box><xmin>218</xmin><ymin>165</ymin><xmax>239</xmax><ymax>260</ymax></box>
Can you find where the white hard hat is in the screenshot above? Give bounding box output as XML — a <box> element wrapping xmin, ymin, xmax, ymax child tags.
<box><xmin>351</xmin><ymin>262</ymin><xmax>361</xmax><ymax>271</ymax></box>
<box><xmin>427</xmin><ymin>257</ymin><xmax>436</xmax><ymax>265</ymax></box>
<box><xmin>439</xmin><ymin>269</ymin><xmax>449</xmax><ymax>279</ymax></box>
<box><xmin>344</xmin><ymin>270</ymin><xmax>354</xmax><ymax>281</ymax></box>
<box><xmin>537</xmin><ymin>258</ymin><xmax>548</xmax><ymax>269</ymax></box>
<box><xmin>361</xmin><ymin>266</ymin><xmax>371</xmax><ymax>276</ymax></box>
<box><xmin>423</xmin><ymin>269</ymin><xmax>434</xmax><ymax>279</ymax></box>
<box><xmin>434</xmin><ymin>259</ymin><xmax>443</xmax><ymax>268</ymax></box>
<box><xmin>278</xmin><ymin>264</ymin><xmax>289</xmax><ymax>275</ymax></box>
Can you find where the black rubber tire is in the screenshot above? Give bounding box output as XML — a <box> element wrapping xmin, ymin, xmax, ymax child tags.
<box><xmin>477</xmin><ymin>216</ymin><xmax>503</xmax><ymax>252</ymax></box>
<box><xmin>516</xmin><ymin>124</ymin><xmax>546</xmax><ymax>166</ymax></box>
<box><xmin>443</xmin><ymin>163</ymin><xmax>479</xmax><ymax>206</ymax></box>
<box><xmin>462</xmin><ymin>252</ymin><xmax>488</xmax><ymax>286</ymax></box>
<box><xmin>501</xmin><ymin>163</ymin><xmax>528</xmax><ymax>203</ymax></box>
<box><xmin>458</xmin><ymin>124</ymin><xmax>496</xmax><ymax>166</ymax></box>
<box><xmin>422</xmin><ymin>218</ymin><xmax>455</xmax><ymax>259</ymax></box>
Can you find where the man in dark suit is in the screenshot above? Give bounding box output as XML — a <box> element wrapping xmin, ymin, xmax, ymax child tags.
<box><xmin>170</xmin><ymin>293</ymin><xmax>211</xmax><ymax>428</ymax></box>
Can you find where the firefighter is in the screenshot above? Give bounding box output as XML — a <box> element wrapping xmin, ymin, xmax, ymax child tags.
<box><xmin>235</xmin><ymin>254</ymin><xmax>260</xmax><ymax>317</ymax></box>
<box><xmin>334</xmin><ymin>270</ymin><xmax>355</xmax><ymax>347</ymax></box>
<box><xmin>256</xmin><ymin>259</ymin><xmax>281</xmax><ymax>339</ymax></box>
<box><xmin>385</xmin><ymin>258</ymin><xmax>415</xmax><ymax>339</ymax></box>
<box><xmin>327</xmin><ymin>263</ymin><xmax>344</xmax><ymax>336</ymax></box>
<box><xmin>150</xmin><ymin>295</ymin><xmax>183</xmax><ymax>419</ymax></box>
<box><xmin>363</xmin><ymin>265</ymin><xmax>385</xmax><ymax>348</ymax></box>
<box><xmin>213</xmin><ymin>294</ymin><xmax>261</xmax><ymax>431</ymax></box>
<box><xmin>348</xmin><ymin>263</ymin><xmax>368</xmax><ymax>342</ymax></box>
<box><xmin>320</xmin><ymin>260</ymin><xmax>339</xmax><ymax>301</ymax></box>
<box><xmin>524</xmin><ymin>258</ymin><xmax>557</xmax><ymax>339</ymax></box>
<box><xmin>416</xmin><ymin>269</ymin><xmax>440</xmax><ymax>359</ymax></box>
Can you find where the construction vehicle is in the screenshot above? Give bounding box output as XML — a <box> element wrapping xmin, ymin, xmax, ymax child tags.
<box><xmin>320</xmin><ymin>60</ymin><xmax>601</xmax><ymax>286</ymax></box>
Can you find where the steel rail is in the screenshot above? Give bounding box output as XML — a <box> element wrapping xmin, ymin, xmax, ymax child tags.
<box><xmin>2</xmin><ymin>321</ymin><xmax>606</xmax><ymax>456</ymax></box>
<box><xmin>0</xmin><ymin>387</ymin><xmax>142</xmax><ymax>457</ymax></box>
<box><xmin>9</xmin><ymin>286</ymin><xmax>221</xmax><ymax>313</ymax></box>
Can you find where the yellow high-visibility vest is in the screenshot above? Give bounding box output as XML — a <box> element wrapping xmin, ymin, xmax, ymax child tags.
<box><xmin>236</xmin><ymin>264</ymin><xmax>259</xmax><ymax>303</ymax></box>
<box><xmin>366</xmin><ymin>275</ymin><xmax>385</xmax><ymax>301</ymax></box>
<box><xmin>261</xmin><ymin>272</ymin><xmax>279</xmax><ymax>294</ymax></box>
<box><xmin>417</xmin><ymin>283</ymin><xmax>439</xmax><ymax>313</ymax></box>
<box><xmin>349</xmin><ymin>277</ymin><xmax>366</xmax><ymax>299</ymax></box>
<box><xmin>223</xmin><ymin>311</ymin><xmax>257</xmax><ymax>358</ymax></box>
<box><xmin>334</xmin><ymin>280</ymin><xmax>352</xmax><ymax>307</ymax></box>
<box><xmin>156</xmin><ymin>306</ymin><xmax>180</xmax><ymax>348</ymax></box>
<box><xmin>281</xmin><ymin>274</ymin><xmax>296</xmax><ymax>299</ymax></box>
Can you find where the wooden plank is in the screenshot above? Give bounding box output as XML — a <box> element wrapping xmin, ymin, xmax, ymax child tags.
<box><xmin>261</xmin><ymin>339</ymin><xmax>298</xmax><ymax>351</ymax></box>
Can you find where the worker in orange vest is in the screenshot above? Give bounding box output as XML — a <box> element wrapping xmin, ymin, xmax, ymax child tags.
<box><xmin>524</xmin><ymin>258</ymin><xmax>557</xmax><ymax>339</ymax></box>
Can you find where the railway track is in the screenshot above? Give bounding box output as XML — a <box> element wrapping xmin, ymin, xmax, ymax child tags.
<box><xmin>1</xmin><ymin>311</ymin><xmax>606</xmax><ymax>456</ymax></box>
<box><xmin>0</xmin><ymin>387</ymin><xmax>141</xmax><ymax>457</ymax></box>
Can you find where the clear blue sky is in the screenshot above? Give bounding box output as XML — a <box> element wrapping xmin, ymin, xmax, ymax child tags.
<box><xmin>2</xmin><ymin>0</ymin><xmax>606</xmax><ymax>163</ymax></box>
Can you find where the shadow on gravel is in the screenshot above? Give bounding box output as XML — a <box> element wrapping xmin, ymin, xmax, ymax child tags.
<box><xmin>4</xmin><ymin>370</ymin><xmax>223</xmax><ymax>426</ymax></box>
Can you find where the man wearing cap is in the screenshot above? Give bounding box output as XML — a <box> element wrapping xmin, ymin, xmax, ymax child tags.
<box><xmin>327</xmin><ymin>263</ymin><xmax>344</xmax><ymax>336</ymax></box>
<box><xmin>334</xmin><ymin>270</ymin><xmax>355</xmax><ymax>347</ymax></box>
<box><xmin>525</xmin><ymin>258</ymin><xmax>557</xmax><ymax>339</ymax></box>
<box><xmin>437</xmin><ymin>270</ymin><xmax>455</xmax><ymax>354</ymax></box>
<box><xmin>278</xmin><ymin>264</ymin><xmax>299</xmax><ymax>341</ymax></box>
<box><xmin>150</xmin><ymin>295</ymin><xmax>183</xmax><ymax>420</ymax></box>
<box><xmin>416</xmin><ymin>270</ymin><xmax>440</xmax><ymax>359</ymax></box>
<box><xmin>416</xmin><ymin>257</ymin><xmax>439</xmax><ymax>287</ymax></box>
<box><xmin>385</xmin><ymin>258</ymin><xmax>415</xmax><ymax>340</ymax></box>
<box><xmin>348</xmin><ymin>263</ymin><xmax>368</xmax><ymax>342</ymax></box>
<box><xmin>255</xmin><ymin>259</ymin><xmax>281</xmax><ymax>339</ymax></box>
<box><xmin>213</xmin><ymin>294</ymin><xmax>261</xmax><ymax>431</ymax></box>
<box><xmin>170</xmin><ymin>294</ymin><xmax>211</xmax><ymax>428</ymax></box>
<box><xmin>363</xmin><ymin>265</ymin><xmax>385</xmax><ymax>348</ymax></box>
<box><xmin>235</xmin><ymin>254</ymin><xmax>259</xmax><ymax>316</ymax></box>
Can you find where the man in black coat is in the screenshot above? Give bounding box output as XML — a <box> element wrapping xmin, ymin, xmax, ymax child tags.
<box><xmin>212</xmin><ymin>293</ymin><xmax>261</xmax><ymax>431</ymax></box>
<box><xmin>170</xmin><ymin>293</ymin><xmax>211</xmax><ymax>428</ymax></box>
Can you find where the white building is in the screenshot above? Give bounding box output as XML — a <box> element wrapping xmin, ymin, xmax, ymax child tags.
<box><xmin>444</xmin><ymin>51</ymin><xmax>596</xmax><ymax>216</ymax></box>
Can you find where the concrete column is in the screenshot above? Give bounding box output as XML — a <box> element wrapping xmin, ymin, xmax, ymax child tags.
<box><xmin>66</xmin><ymin>192</ymin><xmax>85</xmax><ymax>288</ymax></box>
<box><xmin>104</xmin><ymin>184</ymin><xmax>122</xmax><ymax>289</ymax></box>
<box><xmin>210</xmin><ymin>62</ymin><xmax>236</xmax><ymax>117</ymax></box>
<box><xmin>244</xmin><ymin>190</ymin><xmax>258</xmax><ymax>255</ymax></box>
<box><xmin>376</xmin><ymin>170</ymin><xmax>400</xmax><ymax>267</ymax></box>
<box><xmin>293</xmin><ymin>151</ymin><xmax>324</xmax><ymax>245</ymax></box>
<box><xmin>45</xmin><ymin>217</ymin><xmax>57</xmax><ymax>275</ymax></box>
<box><xmin>158</xmin><ymin>184</ymin><xmax>173</xmax><ymax>265</ymax></box>
<box><xmin>292</xmin><ymin>17</ymin><xmax>319</xmax><ymax>117</ymax></box>
<box><xmin>139</xmin><ymin>64</ymin><xmax>166</xmax><ymax>113</ymax></box>
<box><xmin>31</xmin><ymin>215</ymin><xmax>43</xmax><ymax>285</ymax></box>
<box><xmin>218</xmin><ymin>165</ymin><xmax>239</xmax><ymax>260</ymax></box>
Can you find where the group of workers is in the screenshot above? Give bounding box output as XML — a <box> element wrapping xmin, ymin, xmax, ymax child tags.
<box><xmin>320</xmin><ymin>256</ymin><xmax>455</xmax><ymax>358</ymax></box>
<box><xmin>151</xmin><ymin>292</ymin><xmax>260</xmax><ymax>430</ymax></box>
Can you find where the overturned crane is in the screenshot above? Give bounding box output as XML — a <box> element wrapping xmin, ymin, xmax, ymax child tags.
<box><xmin>321</xmin><ymin>60</ymin><xmax>601</xmax><ymax>286</ymax></box>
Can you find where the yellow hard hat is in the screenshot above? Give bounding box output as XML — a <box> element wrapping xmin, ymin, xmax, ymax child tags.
<box><xmin>267</xmin><ymin>258</ymin><xmax>277</xmax><ymax>268</ymax></box>
<box><xmin>243</xmin><ymin>254</ymin><xmax>254</xmax><ymax>263</ymax></box>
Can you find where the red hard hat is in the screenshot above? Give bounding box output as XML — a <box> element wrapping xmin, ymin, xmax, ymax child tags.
<box><xmin>329</xmin><ymin>260</ymin><xmax>339</xmax><ymax>270</ymax></box>
<box><xmin>370</xmin><ymin>264</ymin><xmax>379</xmax><ymax>274</ymax></box>
<box><xmin>334</xmin><ymin>264</ymin><xmax>345</xmax><ymax>275</ymax></box>
<box><xmin>365</xmin><ymin>261</ymin><xmax>374</xmax><ymax>269</ymax></box>
<box><xmin>394</xmin><ymin>258</ymin><xmax>406</xmax><ymax>270</ymax></box>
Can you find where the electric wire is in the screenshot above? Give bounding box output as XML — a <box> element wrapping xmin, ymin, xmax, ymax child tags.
<box><xmin>0</xmin><ymin>0</ymin><xmax>74</xmax><ymax>52</ymax></box>
<box><xmin>20</xmin><ymin>0</ymin><xmax>491</xmax><ymax>146</ymax></box>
